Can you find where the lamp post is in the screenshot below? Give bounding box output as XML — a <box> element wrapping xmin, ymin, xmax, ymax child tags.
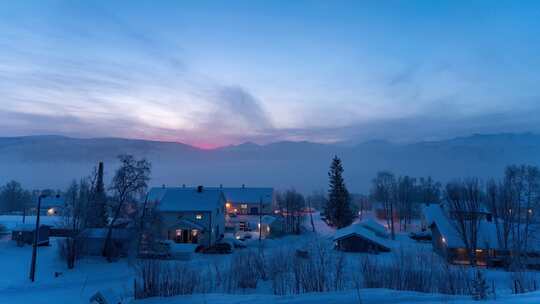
<box><xmin>29</xmin><ymin>194</ymin><xmax>58</xmax><ymax>282</ymax></box>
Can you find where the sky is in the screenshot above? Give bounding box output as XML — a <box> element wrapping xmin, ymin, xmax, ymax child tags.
<box><xmin>1</xmin><ymin>1</ymin><xmax>540</xmax><ymax>148</ymax></box>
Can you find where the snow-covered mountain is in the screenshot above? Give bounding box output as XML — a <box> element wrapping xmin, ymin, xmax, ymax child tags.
<box><xmin>1</xmin><ymin>133</ymin><xmax>539</xmax><ymax>193</ymax></box>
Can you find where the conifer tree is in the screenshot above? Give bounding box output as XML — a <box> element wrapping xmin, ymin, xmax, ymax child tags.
<box><xmin>326</xmin><ymin>156</ymin><xmax>354</xmax><ymax>228</ymax></box>
<box><xmin>87</xmin><ymin>162</ymin><xmax>108</xmax><ymax>228</ymax></box>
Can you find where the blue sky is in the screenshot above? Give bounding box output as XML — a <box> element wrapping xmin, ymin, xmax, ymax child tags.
<box><xmin>1</xmin><ymin>1</ymin><xmax>540</xmax><ymax>147</ymax></box>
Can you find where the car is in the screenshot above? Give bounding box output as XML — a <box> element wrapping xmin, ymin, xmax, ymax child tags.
<box><xmin>223</xmin><ymin>237</ymin><xmax>246</xmax><ymax>249</ymax></box>
<box><xmin>202</xmin><ymin>242</ymin><xmax>233</xmax><ymax>254</ymax></box>
<box><xmin>409</xmin><ymin>231</ymin><xmax>432</xmax><ymax>242</ymax></box>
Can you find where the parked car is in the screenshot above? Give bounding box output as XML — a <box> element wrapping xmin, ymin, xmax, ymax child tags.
<box><xmin>202</xmin><ymin>242</ymin><xmax>233</xmax><ymax>254</ymax></box>
<box><xmin>222</xmin><ymin>237</ymin><xmax>246</xmax><ymax>249</ymax></box>
<box><xmin>409</xmin><ymin>231</ymin><xmax>432</xmax><ymax>242</ymax></box>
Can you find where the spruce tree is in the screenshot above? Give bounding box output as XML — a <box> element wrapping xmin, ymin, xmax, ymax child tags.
<box><xmin>88</xmin><ymin>162</ymin><xmax>108</xmax><ymax>228</ymax></box>
<box><xmin>327</xmin><ymin>156</ymin><xmax>354</xmax><ymax>228</ymax></box>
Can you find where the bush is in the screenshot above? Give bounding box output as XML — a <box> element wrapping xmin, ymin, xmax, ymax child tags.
<box><xmin>357</xmin><ymin>248</ymin><xmax>475</xmax><ymax>295</ymax></box>
<box><xmin>134</xmin><ymin>260</ymin><xmax>201</xmax><ymax>299</ymax></box>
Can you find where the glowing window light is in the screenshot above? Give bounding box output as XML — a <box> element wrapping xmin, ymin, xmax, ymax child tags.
<box><xmin>441</xmin><ymin>237</ymin><xmax>447</xmax><ymax>244</ymax></box>
<box><xmin>195</xmin><ymin>214</ymin><xmax>203</xmax><ymax>220</ymax></box>
<box><xmin>225</xmin><ymin>202</ymin><xmax>231</xmax><ymax>208</ymax></box>
<box><xmin>176</xmin><ymin>229</ymin><xmax>182</xmax><ymax>236</ymax></box>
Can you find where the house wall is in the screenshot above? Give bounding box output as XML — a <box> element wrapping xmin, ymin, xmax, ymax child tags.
<box><xmin>336</xmin><ymin>235</ymin><xmax>389</xmax><ymax>253</ymax></box>
<box><xmin>159</xmin><ymin>207</ymin><xmax>225</xmax><ymax>246</ymax></box>
<box><xmin>227</xmin><ymin>202</ymin><xmax>272</xmax><ymax>215</ymax></box>
<box><xmin>79</xmin><ymin>238</ymin><xmax>130</xmax><ymax>257</ymax></box>
<box><xmin>430</xmin><ymin>224</ymin><xmax>447</xmax><ymax>257</ymax></box>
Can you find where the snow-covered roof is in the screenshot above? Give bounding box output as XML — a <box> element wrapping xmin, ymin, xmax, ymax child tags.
<box><xmin>333</xmin><ymin>223</ymin><xmax>391</xmax><ymax>250</ymax></box>
<box><xmin>219</xmin><ymin>187</ymin><xmax>273</xmax><ymax>204</ymax></box>
<box><xmin>148</xmin><ymin>187</ymin><xmax>225</xmax><ymax>212</ymax></box>
<box><xmin>12</xmin><ymin>224</ymin><xmax>50</xmax><ymax>231</ymax></box>
<box><xmin>79</xmin><ymin>228</ymin><xmax>132</xmax><ymax>240</ymax></box>
<box><xmin>422</xmin><ymin>204</ymin><xmax>499</xmax><ymax>249</ymax></box>
<box><xmin>360</xmin><ymin>218</ymin><xmax>389</xmax><ymax>238</ymax></box>
<box><xmin>40</xmin><ymin>196</ymin><xmax>65</xmax><ymax>208</ymax></box>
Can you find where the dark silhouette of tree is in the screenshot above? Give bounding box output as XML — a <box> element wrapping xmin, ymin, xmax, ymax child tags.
<box><xmin>325</xmin><ymin>156</ymin><xmax>354</xmax><ymax>228</ymax></box>
<box><xmin>103</xmin><ymin>155</ymin><xmax>151</xmax><ymax>261</ymax></box>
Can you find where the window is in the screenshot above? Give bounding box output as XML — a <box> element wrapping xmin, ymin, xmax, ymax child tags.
<box><xmin>240</xmin><ymin>204</ymin><xmax>248</xmax><ymax>209</ymax></box>
<box><xmin>195</xmin><ymin>214</ymin><xmax>203</xmax><ymax>220</ymax></box>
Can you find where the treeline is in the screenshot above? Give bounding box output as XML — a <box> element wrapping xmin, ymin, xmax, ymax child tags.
<box><xmin>0</xmin><ymin>181</ymin><xmax>60</xmax><ymax>214</ymax></box>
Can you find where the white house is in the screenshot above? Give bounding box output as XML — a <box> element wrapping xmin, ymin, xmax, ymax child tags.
<box><xmin>147</xmin><ymin>186</ymin><xmax>226</xmax><ymax>247</ymax></box>
<box><xmin>40</xmin><ymin>196</ymin><xmax>65</xmax><ymax>216</ymax></box>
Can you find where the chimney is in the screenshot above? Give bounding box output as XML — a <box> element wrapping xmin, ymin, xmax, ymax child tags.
<box><xmin>197</xmin><ymin>185</ymin><xmax>203</xmax><ymax>193</ymax></box>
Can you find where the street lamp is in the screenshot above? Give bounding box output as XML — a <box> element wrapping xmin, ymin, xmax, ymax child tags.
<box><xmin>29</xmin><ymin>193</ymin><xmax>59</xmax><ymax>282</ymax></box>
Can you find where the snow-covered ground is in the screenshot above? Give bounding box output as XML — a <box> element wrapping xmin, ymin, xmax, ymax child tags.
<box><xmin>1</xmin><ymin>214</ymin><xmax>539</xmax><ymax>303</ymax></box>
<box><xmin>136</xmin><ymin>289</ymin><xmax>540</xmax><ymax>304</ymax></box>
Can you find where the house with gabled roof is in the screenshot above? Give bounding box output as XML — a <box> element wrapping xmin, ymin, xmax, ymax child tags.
<box><xmin>423</xmin><ymin>203</ymin><xmax>501</xmax><ymax>266</ymax></box>
<box><xmin>146</xmin><ymin>186</ymin><xmax>226</xmax><ymax>247</ymax></box>
<box><xmin>333</xmin><ymin>222</ymin><xmax>391</xmax><ymax>253</ymax></box>
<box><xmin>219</xmin><ymin>185</ymin><xmax>273</xmax><ymax>215</ymax></box>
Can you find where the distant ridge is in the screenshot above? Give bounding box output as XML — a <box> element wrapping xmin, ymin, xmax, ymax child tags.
<box><xmin>0</xmin><ymin>133</ymin><xmax>539</xmax><ymax>192</ymax></box>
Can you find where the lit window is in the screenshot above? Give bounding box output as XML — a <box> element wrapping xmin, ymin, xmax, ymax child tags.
<box><xmin>192</xmin><ymin>229</ymin><xmax>198</xmax><ymax>236</ymax></box>
<box><xmin>528</xmin><ymin>209</ymin><xmax>533</xmax><ymax>214</ymax></box>
<box><xmin>441</xmin><ymin>237</ymin><xmax>446</xmax><ymax>243</ymax></box>
<box><xmin>225</xmin><ymin>202</ymin><xmax>231</xmax><ymax>208</ymax></box>
<box><xmin>176</xmin><ymin>229</ymin><xmax>182</xmax><ymax>236</ymax></box>
<box><xmin>195</xmin><ymin>214</ymin><xmax>203</xmax><ymax>220</ymax></box>
<box><xmin>233</xmin><ymin>208</ymin><xmax>238</xmax><ymax>213</ymax></box>
<box><xmin>475</xmin><ymin>249</ymin><xmax>483</xmax><ymax>253</ymax></box>
<box><xmin>241</xmin><ymin>204</ymin><xmax>248</xmax><ymax>209</ymax></box>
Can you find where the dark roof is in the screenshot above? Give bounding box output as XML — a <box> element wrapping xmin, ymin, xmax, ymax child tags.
<box><xmin>147</xmin><ymin>187</ymin><xmax>225</xmax><ymax>212</ymax></box>
<box><xmin>219</xmin><ymin>187</ymin><xmax>273</xmax><ymax>204</ymax></box>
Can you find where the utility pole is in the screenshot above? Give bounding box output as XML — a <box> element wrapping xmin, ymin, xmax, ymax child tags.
<box><xmin>258</xmin><ymin>197</ymin><xmax>262</xmax><ymax>242</ymax></box>
<box><xmin>29</xmin><ymin>194</ymin><xmax>46</xmax><ymax>282</ymax></box>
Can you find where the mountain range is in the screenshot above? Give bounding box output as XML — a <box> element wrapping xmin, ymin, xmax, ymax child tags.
<box><xmin>1</xmin><ymin>133</ymin><xmax>539</xmax><ymax>193</ymax></box>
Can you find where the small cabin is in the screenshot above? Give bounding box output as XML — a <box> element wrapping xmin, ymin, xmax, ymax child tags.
<box><xmin>333</xmin><ymin>223</ymin><xmax>391</xmax><ymax>253</ymax></box>
<box><xmin>79</xmin><ymin>228</ymin><xmax>133</xmax><ymax>257</ymax></box>
<box><xmin>11</xmin><ymin>224</ymin><xmax>50</xmax><ymax>246</ymax></box>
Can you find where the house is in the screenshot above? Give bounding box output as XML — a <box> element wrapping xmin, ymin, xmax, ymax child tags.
<box><xmin>333</xmin><ymin>223</ymin><xmax>391</xmax><ymax>253</ymax></box>
<box><xmin>359</xmin><ymin>218</ymin><xmax>389</xmax><ymax>238</ymax></box>
<box><xmin>11</xmin><ymin>224</ymin><xmax>50</xmax><ymax>246</ymax></box>
<box><xmin>147</xmin><ymin>186</ymin><xmax>226</xmax><ymax>248</ymax></box>
<box><xmin>78</xmin><ymin>228</ymin><xmax>133</xmax><ymax>257</ymax></box>
<box><xmin>221</xmin><ymin>185</ymin><xmax>274</xmax><ymax>215</ymax></box>
<box><xmin>259</xmin><ymin>215</ymin><xmax>284</xmax><ymax>238</ymax></box>
<box><xmin>422</xmin><ymin>203</ymin><xmax>501</xmax><ymax>266</ymax></box>
<box><xmin>40</xmin><ymin>196</ymin><xmax>66</xmax><ymax>216</ymax></box>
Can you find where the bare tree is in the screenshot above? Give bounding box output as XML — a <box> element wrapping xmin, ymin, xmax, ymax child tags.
<box><xmin>103</xmin><ymin>155</ymin><xmax>151</xmax><ymax>261</ymax></box>
<box><xmin>445</xmin><ymin>179</ymin><xmax>484</xmax><ymax>266</ymax></box>
<box><xmin>418</xmin><ymin>177</ymin><xmax>441</xmax><ymax>205</ymax></box>
<box><xmin>396</xmin><ymin>176</ymin><xmax>417</xmax><ymax>231</ymax></box>
<box><xmin>371</xmin><ymin>171</ymin><xmax>397</xmax><ymax>239</ymax></box>
<box><xmin>61</xmin><ymin>179</ymin><xmax>92</xmax><ymax>268</ymax></box>
<box><xmin>276</xmin><ymin>189</ymin><xmax>305</xmax><ymax>234</ymax></box>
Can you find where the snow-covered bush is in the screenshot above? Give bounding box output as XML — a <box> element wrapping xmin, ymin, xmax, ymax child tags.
<box><xmin>133</xmin><ymin>260</ymin><xmax>201</xmax><ymax>299</ymax></box>
<box><xmin>357</xmin><ymin>248</ymin><xmax>475</xmax><ymax>296</ymax></box>
<box><xmin>225</xmin><ymin>250</ymin><xmax>265</xmax><ymax>291</ymax></box>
